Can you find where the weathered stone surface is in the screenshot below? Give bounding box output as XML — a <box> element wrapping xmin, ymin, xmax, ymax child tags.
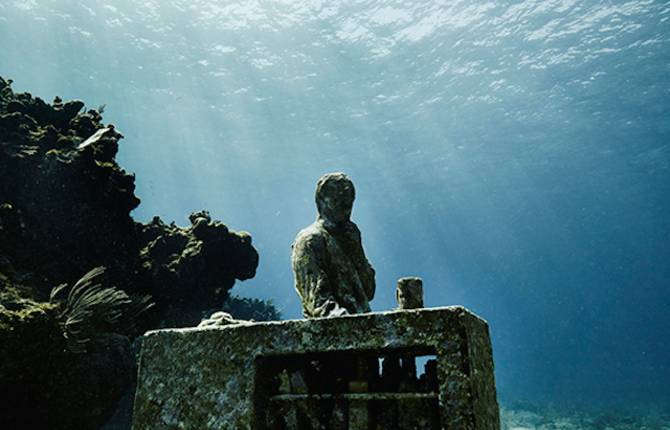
<box><xmin>133</xmin><ymin>306</ymin><xmax>500</xmax><ymax>429</ymax></box>
<box><xmin>396</xmin><ymin>277</ymin><xmax>424</xmax><ymax>310</ymax></box>
<box><xmin>291</xmin><ymin>173</ymin><xmax>375</xmax><ymax>318</ymax></box>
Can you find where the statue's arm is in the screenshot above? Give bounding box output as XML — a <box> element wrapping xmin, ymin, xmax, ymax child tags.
<box><xmin>292</xmin><ymin>232</ymin><xmax>348</xmax><ymax>318</ymax></box>
<box><xmin>345</xmin><ymin>222</ymin><xmax>376</xmax><ymax>301</ymax></box>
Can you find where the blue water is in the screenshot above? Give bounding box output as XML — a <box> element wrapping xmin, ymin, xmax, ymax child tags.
<box><xmin>2</xmin><ymin>0</ymin><xmax>669</xmax><ymax>408</ymax></box>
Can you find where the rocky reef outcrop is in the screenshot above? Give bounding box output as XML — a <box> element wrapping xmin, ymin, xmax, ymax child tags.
<box><xmin>0</xmin><ymin>80</ymin><xmax>139</xmax><ymax>297</ymax></box>
<box><xmin>138</xmin><ymin>210</ymin><xmax>259</xmax><ymax>327</ymax></box>
<box><xmin>0</xmin><ymin>269</ymin><xmax>140</xmax><ymax>430</ymax></box>
<box><xmin>0</xmin><ymin>76</ymin><xmax>270</xmax><ymax>429</ymax></box>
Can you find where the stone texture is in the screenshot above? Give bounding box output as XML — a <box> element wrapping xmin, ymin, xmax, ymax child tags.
<box><xmin>133</xmin><ymin>306</ymin><xmax>500</xmax><ymax>429</ymax></box>
<box><xmin>396</xmin><ymin>277</ymin><xmax>424</xmax><ymax>310</ymax></box>
<box><xmin>291</xmin><ymin>173</ymin><xmax>375</xmax><ymax>318</ymax></box>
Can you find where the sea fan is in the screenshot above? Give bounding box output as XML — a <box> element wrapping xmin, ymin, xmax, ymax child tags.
<box><xmin>50</xmin><ymin>266</ymin><xmax>152</xmax><ymax>353</ymax></box>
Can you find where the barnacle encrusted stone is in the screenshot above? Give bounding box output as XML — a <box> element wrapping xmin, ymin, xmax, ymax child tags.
<box><xmin>133</xmin><ymin>306</ymin><xmax>500</xmax><ymax>429</ymax></box>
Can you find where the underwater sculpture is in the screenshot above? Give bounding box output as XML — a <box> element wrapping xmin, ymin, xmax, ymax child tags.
<box><xmin>197</xmin><ymin>310</ymin><xmax>254</xmax><ymax>327</ymax></box>
<box><xmin>291</xmin><ymin>172</ymin><xmax>376</xmax><ymax>318</ymax></box>
<box><xmin>135</xmin><ymin>175</ymin><xmax>500</xmax><ymax>429</ymax></box>
<box><xmin>134</xmin><ymin>306</ymin><xmax>502</xmax><ymax>429</ymax></box>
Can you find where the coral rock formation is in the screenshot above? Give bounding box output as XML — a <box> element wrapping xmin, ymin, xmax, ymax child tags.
<box><xmin>139</xmin><ymin>210</ymin><xmax>259</xmax><ymax>327</ymax></box>
<box><xmin>0</xmin><ymin>76</ymin><xmax>262</xmax><ymax>429</ymax></box>
<box><xmin>0</xmin><ymin>272</ymin><xmax>138</xmax><ymax>430</ymax></box>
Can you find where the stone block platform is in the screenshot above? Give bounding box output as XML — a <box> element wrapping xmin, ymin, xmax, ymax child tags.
<box><xmin>132</xmin><ymin>306</ymin><xmax>500</xmax><ymax>429</ymax></box>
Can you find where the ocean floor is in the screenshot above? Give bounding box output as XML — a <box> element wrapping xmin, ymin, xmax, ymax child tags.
<box><xmin>500</xmin><ymin>403</ymin><xmax>670</xmax><ymax>430</ymax></box>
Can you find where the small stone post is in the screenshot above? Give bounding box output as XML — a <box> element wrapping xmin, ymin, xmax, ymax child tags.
<box><xmin>396</xmin><ymin>277</ymin><xmax>424</xmax><ymax>309</ymax></box>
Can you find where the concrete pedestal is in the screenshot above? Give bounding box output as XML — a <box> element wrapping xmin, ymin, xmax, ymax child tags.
<box><xmin>133</xmin><ymin>306</ymin><xmax>500</xmax><ymax>429</ymax></box>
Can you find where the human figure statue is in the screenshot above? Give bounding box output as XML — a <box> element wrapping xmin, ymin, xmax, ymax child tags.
<box><xmin>291</xmin><ymin>172</ymin><xmax>376</xmax><ymax>318</ymax></box>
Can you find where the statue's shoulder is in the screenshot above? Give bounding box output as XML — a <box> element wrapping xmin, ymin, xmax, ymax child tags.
<box><xmin>294</xmin><ymin>222</ymin><xmax>327</xmax><ymax>245</ymax></box>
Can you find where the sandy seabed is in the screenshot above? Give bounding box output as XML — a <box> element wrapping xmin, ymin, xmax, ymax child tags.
<box><xmin>500</xmin><ymin>404</ymin><xmax>670</xmax><ymax>430</ymax></box>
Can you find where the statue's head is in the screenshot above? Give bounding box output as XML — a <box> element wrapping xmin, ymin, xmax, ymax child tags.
<box><xmin>315</xmin><ymin>172</ymin><xmax>355</xmax><ymax>225</ymax></box>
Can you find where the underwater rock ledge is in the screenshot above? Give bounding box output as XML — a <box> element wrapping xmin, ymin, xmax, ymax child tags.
<box><xmin>0</xmin><ymin>76</ymin><xmax>269</xmax><ymax>429</ymax></box>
